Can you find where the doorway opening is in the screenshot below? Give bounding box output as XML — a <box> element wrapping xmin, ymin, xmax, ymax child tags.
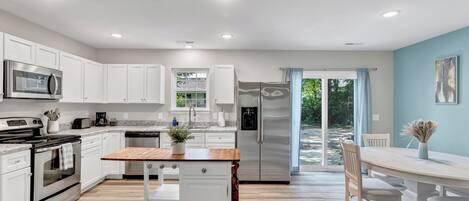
<box><xmin>299</xmin><ymin>72</ymin><xmax>355</xmax><ymax>171</ymax></box>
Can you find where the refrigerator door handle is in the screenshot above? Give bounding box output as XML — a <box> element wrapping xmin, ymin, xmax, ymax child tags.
<box><xmin>260</xmin><ymin>93</ymin><xmax>264</xmax><ymax>144</ymax></box>
<box><xmin>257</xmin><ymin>94</ymin><xmax>262</xmax><ymax>144</ymax></box>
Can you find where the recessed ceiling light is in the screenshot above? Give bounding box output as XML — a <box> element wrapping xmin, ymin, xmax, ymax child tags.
<box><xmin>345</xmin><ymin>42</ymin><xmax>364</xmax><ymax>46</ymax></box>
<box><xmin>111</xmin><ymin>33</ymin><xmax>123</xmax><ymax>38</ymax></box>
<box><xmin>382</xmin><ymin>10</ymin><xmax>400</xmax><ymax>18</ymax></box>
<box><xmin>184</xmin><ymin>43</ymin><xmax>193</xmax><ymax>49</ymax></box>
<box><xmin>221</xmin><ymin>33</ymin><xmax>233</xmax><ymax>39</ymax></box>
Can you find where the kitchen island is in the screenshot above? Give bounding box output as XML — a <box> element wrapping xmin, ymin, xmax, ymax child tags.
<box><xmin>102</xmin><ymin>148</ymin><xmax>240</xmax><ymax>201</ymax></box>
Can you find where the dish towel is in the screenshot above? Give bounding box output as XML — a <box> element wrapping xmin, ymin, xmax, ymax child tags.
<box><xmin>59</xmin><ymin>143</ymin><xmax>74</xmax><ymax>170</ymax></box>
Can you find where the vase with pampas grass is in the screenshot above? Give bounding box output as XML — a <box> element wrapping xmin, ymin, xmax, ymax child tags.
<box><xmin>402</xmin><ymin>120</ymin><xmax>438</xmax><ymax>159</ymax></box>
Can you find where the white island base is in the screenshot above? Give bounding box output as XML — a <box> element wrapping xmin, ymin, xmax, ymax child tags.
<box><xmin>143</xmin><ymin>161</ymin><xmax>232</xmax><ymax>201</ymax></box>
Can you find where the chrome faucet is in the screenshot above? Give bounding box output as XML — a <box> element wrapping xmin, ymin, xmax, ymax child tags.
<box><xmin>188</xmin><ymin>105</ymin><xmax>196</xmax><ymax>128</ymax></box>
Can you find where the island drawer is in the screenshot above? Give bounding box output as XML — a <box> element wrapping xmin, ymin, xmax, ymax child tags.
<box><xmin>180</xmin><ymin>162</ymin><xmax>231</xmax><ymax>177</ymax></box>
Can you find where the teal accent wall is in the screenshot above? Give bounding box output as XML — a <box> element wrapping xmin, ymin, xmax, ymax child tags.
<box><xmin>394</xmin><ymin>27</ymin><xmax>469</xmax><ymax>156</ymax></box>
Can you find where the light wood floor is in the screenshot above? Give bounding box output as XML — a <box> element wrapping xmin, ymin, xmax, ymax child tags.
<box><xmin>79</xmin><ymin>172</ymin><xmax>345</xmax><ymax>201</ymax></box>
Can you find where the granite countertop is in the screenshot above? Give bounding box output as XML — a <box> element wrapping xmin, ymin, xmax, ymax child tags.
<box><xmin>0</xmin><ymin>144</ymin><xmax>31</xmax><ymax>155</ymax></box>
<box><xmin>56</xmin><ymin>126</ymin><xmax>237</xmax><ymax>137</ymax></box>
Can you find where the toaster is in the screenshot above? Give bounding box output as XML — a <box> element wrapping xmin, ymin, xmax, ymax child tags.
<box><xmin>72</xmin><ymin>118</ymin><xmax>91</xmax><ymax>129</ymax></box>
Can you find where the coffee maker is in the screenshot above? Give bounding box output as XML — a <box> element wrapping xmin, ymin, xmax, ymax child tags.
<box><xmin>95</xmin><ymin>112</ymin><xmax>108</xmax><ymax>127</ymax></box>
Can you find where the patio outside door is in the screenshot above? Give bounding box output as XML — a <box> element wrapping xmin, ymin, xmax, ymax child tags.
<box><xmin>300</xmin><ymin>71</ymin><xmax>356</xmax><ymax>171</ymax></box>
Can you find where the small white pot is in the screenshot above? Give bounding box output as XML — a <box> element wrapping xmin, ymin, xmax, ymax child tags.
<box><xmin>47</xmin><ymin>120</ymin><xmax>59</xmax><ymax>134</ymax></box>
<box><xmin>172</xmin><ymin>142</ymin><xmax>186</xmax><ymax>155</ymax></box>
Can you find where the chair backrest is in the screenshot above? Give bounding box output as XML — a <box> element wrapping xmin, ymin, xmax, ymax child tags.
<box><xmin>341</xmin><ymin>142</ymin><xmax>363</xmax><ymax>198</ymax></box>
<box><xmin>363</xmin><ymin>133</ymin><xmax>391</xmax><ymax>147</ymax></box>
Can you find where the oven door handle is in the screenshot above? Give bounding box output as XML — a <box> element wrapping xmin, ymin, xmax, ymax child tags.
<box><xmin>36</xmin><ymin>145</ymin><xmax>62</xmax><ymax>153</ymax></box>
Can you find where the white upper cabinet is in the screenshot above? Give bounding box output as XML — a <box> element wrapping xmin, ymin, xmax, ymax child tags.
<box><xmin>60</xmin><ymin>52</ymin><xmax>84</xmax><ymax>103</ymax></box>
<box><xmin>107</xmin><ymin>64</ymin><xmax>128</xmax><ymax>103</ymax></box>
<box><xmin>0</xmin><ymin>33</ymin><xmax>4</xmax><ymax>102</ymax></box>
<box><xmin>214</xmin><ymin>65</ymin><xmax>235</xmax><ymax>104</ymax></box>
<box><xmin>83</xmin><ymin>60</ymin><xmax>105</xmax><ymax>103</ymax></box>
<box><xmin>35</xmin><ymin>44</ymin><xmax>60</xmax><ymax>69</ymax></box>
<box><xmin>145</xmin><ymin>64</ymin><xmax>165</xmax><ymax>104</ymax></box>
<box><xmin>127</xmin><ymin>64</ymin><xmax>145</xmax><ymax>103</ymax></box>
<box><xmin>4</xmin><ymin>34</ymin><xmax>36</xmax><ymax>64</ymax></box>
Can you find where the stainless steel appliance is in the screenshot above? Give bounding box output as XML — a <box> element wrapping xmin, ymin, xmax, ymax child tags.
<box><xmin>125</xmin><ymin>131</ymin><xmax>160</xmax><ymax>176</ymax></box>
<box><xmin>0</xmin><ymin>117</ymin><xmax>81</xmax><ymax>201</ymax></box>
<box><xmin>72</xmin><ymin>118</ymin><xmax>91</xmax><ymax>129</ymax></box>
<box><xmin>3</xmin><ymin>60</ymin><xmax>63</xmax><ymax>100</ymax></box>
<box><xmin>237</xmin><ymin>82</ymin><xmax>291</xmax><ymax>183</ymax></box>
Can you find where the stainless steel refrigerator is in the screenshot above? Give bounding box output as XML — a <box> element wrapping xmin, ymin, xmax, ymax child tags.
<box><xmin>237</xmin><ymin>82</ymin><xmax>291</xmax><ymax>183</ymax></box>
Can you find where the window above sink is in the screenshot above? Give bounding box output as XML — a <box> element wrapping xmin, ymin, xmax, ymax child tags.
<box><xmin>170</xmin><ymin>68</ymin><xmax>210</xmax><ymax>111</ymax></box>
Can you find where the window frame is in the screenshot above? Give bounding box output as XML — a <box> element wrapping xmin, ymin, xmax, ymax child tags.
<box><xmin>170</xmin><ymin>68</ymin><xmax>211</xmax><ymax>112</ymax></box>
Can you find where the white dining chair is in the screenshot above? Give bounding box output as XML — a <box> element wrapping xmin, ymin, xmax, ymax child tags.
<box><xmin>362</xmin><ymin>133</ymin><xmax>392</xmax><ymax>178</ymax></box>
<box><xmin>363</xmin><ymin>133</ymin><xmax>391</xmax><ymax>147</ymax></box>
<box><xmin>428</xmin><ymin>196</ymin><xmax>469</xmax><ymax>201</ymax></box>
<box><xmin>341</xmin><ymin>142</ymin><xmax>402</xmax><ymax>201</ymax></box>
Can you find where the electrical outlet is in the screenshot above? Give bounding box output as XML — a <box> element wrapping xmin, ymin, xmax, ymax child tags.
<box><xmin>372</xmin><ymin>114</ymin><xmax>380</xmax><ymax>121</ymax></box>
<box><xmin>158</xmin><ymin>113</ymin><xmax>163</xmax><ymax>121</ymax></box>
<box><xmin>123</xmin><ymin>113</ymin><xmax>129</xmax><ymax>120</ymax></box>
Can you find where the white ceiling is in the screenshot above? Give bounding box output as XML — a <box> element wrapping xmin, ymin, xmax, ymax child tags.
<box><xmin>1</xmin><ymin>0</ymin><xmax>468</xmax><ymax>50</ymax></box>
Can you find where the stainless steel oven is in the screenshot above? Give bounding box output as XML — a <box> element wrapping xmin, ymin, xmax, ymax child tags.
<box><xmin>34</xmin><ymin>140</ymin><xmax>81</xmax><ymax>201</ymax></box>
<box><xmin>4</xmin><ymin>60</ymin><xmax>62</xmax><ymax>100</ymax></box>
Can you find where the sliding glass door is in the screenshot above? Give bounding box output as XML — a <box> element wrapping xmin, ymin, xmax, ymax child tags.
<box><xmin>300</xmin><ymin>72</ymin><xmax>355</xmax><ymax>171</ymax></box>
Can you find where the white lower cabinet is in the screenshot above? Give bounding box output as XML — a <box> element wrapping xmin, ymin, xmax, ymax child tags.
<box><xmin>206</xmin><ymin>132</ymin><xmax>236</xmax><ymax>148</ymax></box>
<box><xmin>0</xmin><ymin>167</ymin><xmax>31</xmax><ymax>201</ymax></box>
<box><xmin>160</xmin><ymin>132</ymin><xmax>236</xmax><ymax>148</ymax></box>
<box><xmin>179</xmin><ymin>162</ymin><xmax>231</xmax><ymax>201</ymax></box>
<box><xmin>81</xmin><ymin>136</ymin><xmax>103</xmax><ymax>192</ymax></box>
<box><xmin>180</xmin><ymin>179</ymin><xmax>230</xmax><ymax>201</ymax></box>
<box><xmin>102</xmin><ymin>132</ymin><xmax>124</xmax><ymax>176</ymax></box>
<box><xmin>186</xmin><ymin>133</ymin><xmax>205</xmax><ymax>148</ymax></box>
<box><xmin>0</xmin><ymin>32</ymin><xmax>4</xmax><ymax>102</ymax></box>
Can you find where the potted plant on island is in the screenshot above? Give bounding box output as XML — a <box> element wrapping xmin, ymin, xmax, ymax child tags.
<box><xmin>167</xmin><ymin>125</ymin><xmax>194</xmax><ymax>155</ymax></box>
<box><xmin>402</xmin><ymin>119</ymin><xmax>438</xmax><ymax>160</ymax></box>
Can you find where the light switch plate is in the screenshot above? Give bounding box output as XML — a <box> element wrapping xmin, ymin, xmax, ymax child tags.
<box><xmin>372</xmin><ymin>114</ymin><xmax>380</xmax><ymax>121</ymax></box>
<box><xmin>157</xmin><ymin>113</ymin><xmax>163</xmax><ymax>121</ymax></box>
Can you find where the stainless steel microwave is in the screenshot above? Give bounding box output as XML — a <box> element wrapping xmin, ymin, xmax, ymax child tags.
<box><xmin>4</xmin><ymin>60</ymin><xmax>63</xmax><ymax>100</ymax></box>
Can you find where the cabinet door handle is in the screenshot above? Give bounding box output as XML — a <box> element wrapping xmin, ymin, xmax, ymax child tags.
<box><xmin>201</xmin><ymin>168</ymin><xmax>207</xmax><ymax>174</ymax></box>
<box><xmin>226</xmin><ymin>185</ymin><xmax>228</xmax><ymax>197</ymax></box>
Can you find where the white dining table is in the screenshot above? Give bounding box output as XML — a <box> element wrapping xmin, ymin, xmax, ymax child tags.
<box><xmin>361</xmin><ymin>147</ymin><xmax>469</xmax><ymax>201</ymax></box>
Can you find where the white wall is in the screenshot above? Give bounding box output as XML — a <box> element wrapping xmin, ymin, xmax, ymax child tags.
<box><xmin>0</xmin><ymin>9</ymin><xmax>98</xmax><ymax>125</ymax></box>
<box><xmin>97</xmin><ymin>49</ymin><xmax>394</xmax><ymax>133</ymax></box>
<box><xmin>0</xmin><ymin>9</ymin><xmax>394</xmax><ymax>133</ymax></box>
<box><xmin>0</xmin><ymin>9</ymin><xmax>97</xmax><ymax>60</ymax></box>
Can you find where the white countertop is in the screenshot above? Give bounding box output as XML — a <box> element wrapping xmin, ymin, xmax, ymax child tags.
<box><xmin>0</xmin><ymin>144</ymin><xmax>31</xmax><ymax>155</ymax></box>
<box><xmin>55</xmin><ymin>126</ymin><xmax>237</xmax><ymax>137</ymax></box>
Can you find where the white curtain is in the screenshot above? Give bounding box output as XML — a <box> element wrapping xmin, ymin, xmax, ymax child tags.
<box><xmin>283</xmin><ymin>68</ymin><xmax>303</xmax><ymax>171</ymax></box>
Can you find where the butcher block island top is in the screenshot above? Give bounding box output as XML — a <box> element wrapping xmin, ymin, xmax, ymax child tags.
<box><xmin>101</xmin><ymin>147</ymin><xmax>240</xmax><ymax>201</ymax></box>
<box><xmin>101</xmin><ymin>147</ymin><xmax>240</xmax><ymax>161</ymax></box>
